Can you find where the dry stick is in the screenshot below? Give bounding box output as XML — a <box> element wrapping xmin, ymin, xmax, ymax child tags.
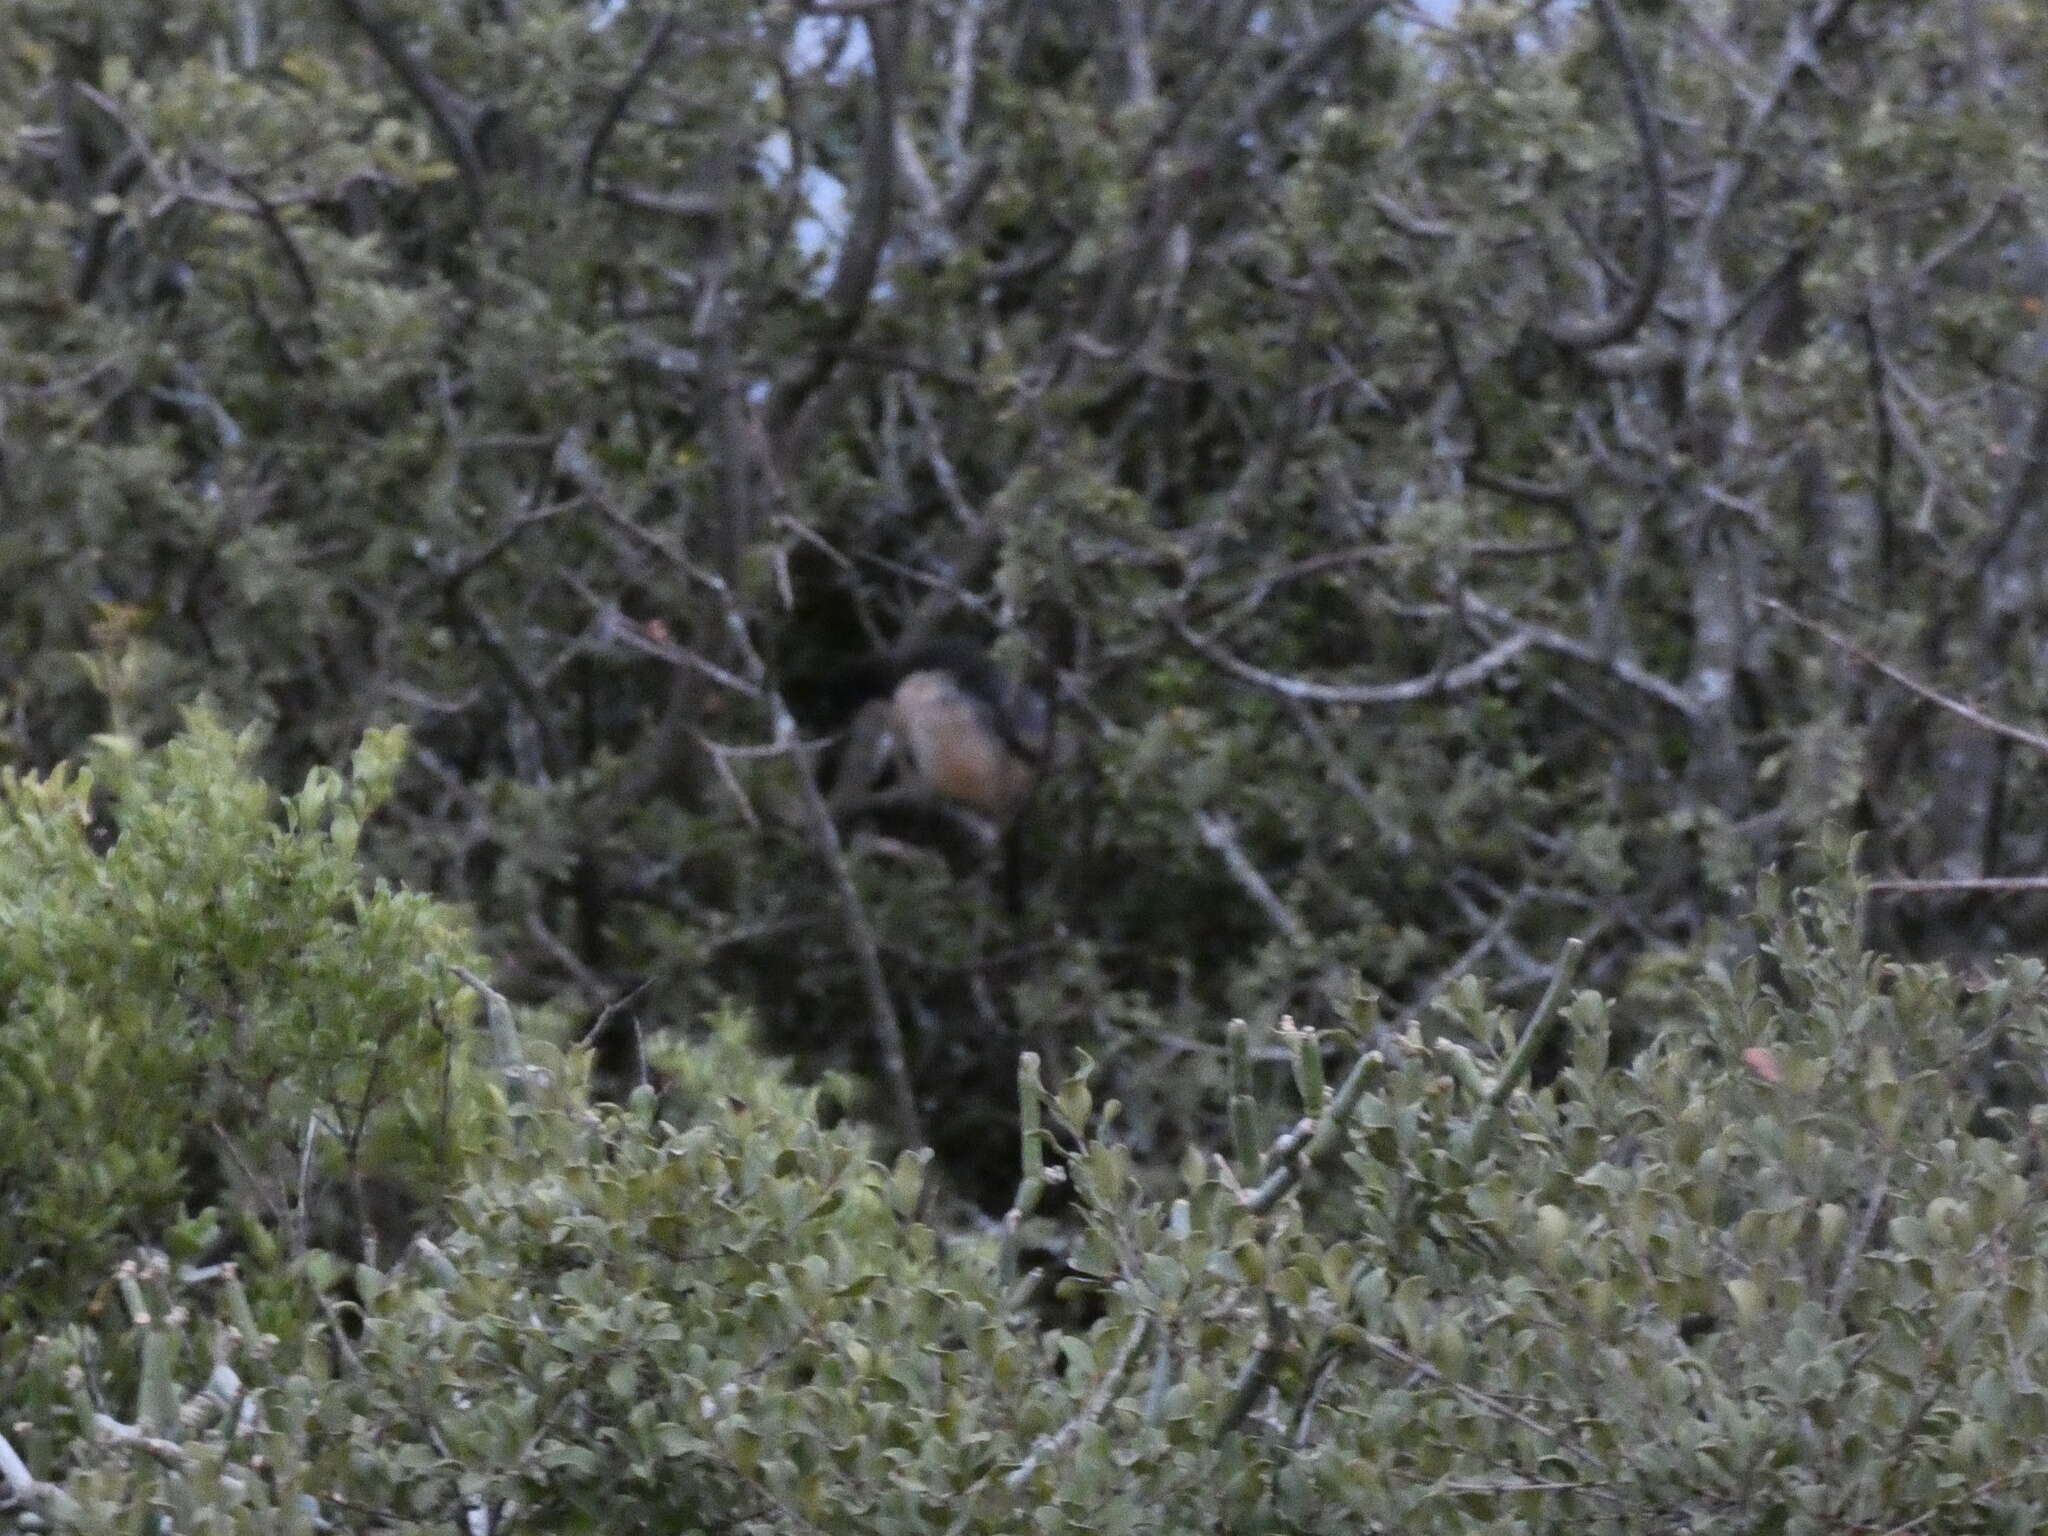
<box><xmin>940</xmin><ymin>0</ymin><xmax>986</xmax><ymax>168</ymax></box>
<box><xmin>1196</xmin><ymin>810</ymin><xmax>1308</xmax><ymax>944</ymax></box>
<box><xmin>1460</xmin><ymin>593</ymin><xmax>1698</xmax><ymax>717</ymax></box>
<box><xmin>1082</xmin><ymin>0</ymin><xmax>1387</xmax><ymax>347</ymax></box>
<box><xmin>710</xmin><ymin>583</ymin><xmax>927</xmax><ymax>1151</ymax></box>
<box><xmin>576</xmin><ymin>978</ymin><xmax>655</xmax><ymax>1048</ymax></box>
<box><xmin>1764</xmin><ymin>599</ymin><xmax>2048</xmax><ymax>759</ymax></box>
<box><xmin>1869</xmin><ymin>877</ymin><xmax>2048</xmax><ymax>895</ymax></box>
<box><xmin>222</xmin><ymin>169</ymin><xmax>319</xmax><ymax>308</ymax></box>
<box><xmin>1182</xmin><ymin>620</ymin><xmax>1534</xmax><ymax>707</ymax></box>
<box><xmin>1000</xmin><ymin>1315</ymin><xmax>1153</xmax><ymax>1494</ymax></box>
<box><xmin>779</xmin><ymin>690</ymin><xmax>926</xmax><ymax>1150</ymax></box>
<box><xmin>772</xmin><ymin>0</ymin><xmax>908</xmax><ymax>463</ymax></box>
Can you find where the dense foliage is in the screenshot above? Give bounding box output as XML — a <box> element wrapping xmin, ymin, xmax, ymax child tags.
<box><xmin>8</xmin><ymin>730</ymin><xmax>2048</xmax><ymax>1530</ymax></box>
<box><xmin>8</xmin><ymin>0</ymin><xmax>2048</xmax><ymax>1527</ymax></box>
<box><xmin>9</xmin><ymin>0</ymin><xmax>2048</xmax><ymax>1186</ymax></box>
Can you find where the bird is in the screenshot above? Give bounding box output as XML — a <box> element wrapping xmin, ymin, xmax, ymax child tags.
<box><xmin>883</xmin><ymin>644</ymin><xmax>1048</xmax><ymax>828</ymax></box>
<box><xmin>816</xmin><ymin>641</ymin><xmax>1049</xmax><ymax>915</ymax></box>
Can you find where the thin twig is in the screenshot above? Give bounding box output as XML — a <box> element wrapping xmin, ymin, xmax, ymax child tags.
<box><xmin>1868</xmin><ymin>877</ymin><xmax>2048</xmax><ymax>895</ymax></box>
<box><xmin>705</xmin><ymin>581</ymin><xmax>926</xmax><ymax>1150</ymax></box>
<box><xmin>1002</xmin><ymin>1316</ymin><xmax>1152</xmax><ymax>1493</ymax></box>
<box><xmin>1766</xmin><ymin>599</ymin><xmax>2048</xmax><ymax>759</ymax></box>
<box><xmin>1461</xmin><ymin>594</ymin><xmax>1697</xmax><ymax>717</ymax></box>
<box><xmin>1181</xmin><ymin>622</ymin><xmax>1532</xmax><ymax>707</ymax></box>
<box><xmin>1196</xmin><ymin>810</ymin><xmax>1307</xmax><ymax>943</ymax></box>
<box><xmin>576</xmin><ymin>978</ymin><xmax>654</xmax><ymax>1049</ymax></box>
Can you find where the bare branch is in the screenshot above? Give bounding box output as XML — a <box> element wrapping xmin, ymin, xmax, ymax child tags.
<box><xmin>1767</xmin><ymin>599</ymin><xmax>2048</xmax><ymax>760</ymax></box>
<box><xmin>222</xmin><ymin>168</ymin><xmax>319</xmax><ymax>307</ymax></box>
<box><xmin>1869</xmin><ymin>877</ymin><xmax>2048</xmax><ymax>896</ymax></box>
<box><xmin>772</xmin><ymin>2</ymin><xmax>912</xmax><ymax>462</ymax></box>
<box><xmin>1460</xmin><ymin>595</ymin><xmax>1698</xmax><ymax>717</ymax></box>
<box><xmin>1196</xmin><ymin>810</ymin><xmax>1308</xmax><ymax>943</ymax></box>
<box><xmin>713</xmin><ymin>583</ymin><xmax>926</xmax><ymax>1150</ymax></box>
<box><xmin>1179</xmin><ymin>621</ymin><xmax>1532</xmax><ymax>707</ymax></box>
<box><xmin>1002</xmin><ymin>1317</ymin><xmax>1153</xmax><ymax>1493</ymax></box>
<box><xmin>941</xmin><ymin>0</ymin><xmax>987</xmax><ymax>168</ymax></box>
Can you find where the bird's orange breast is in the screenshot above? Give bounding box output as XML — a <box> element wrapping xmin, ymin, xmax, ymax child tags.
<box><xmin>889</xmin><ymin>671</ymin><xmax>1036</xmax><ymax>822</ymax></box>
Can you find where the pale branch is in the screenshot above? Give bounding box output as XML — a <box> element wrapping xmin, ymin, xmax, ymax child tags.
<box><xmin>783</xmin><ymin>690</ymin><xmax>926</xmax><ymax>1150</ymax></box>
<box><xmin>452</xmin><ymin>967</ymin><xmax>532</xmax><ymax>1121</ymax></box>
<box><xmin>941</xmin><ymin>0</ymin><xmax>986</xmax><ymax>168</ymax></box>
<box><xmin>1868</xmin><ymin>877</ymin><xmax>2048</xmax><ymax>896</ymax></box>
<box><xmin>1206</xmin><ymin>0</ymin><xmax>1388</xmax><ymax>163</ymax></box>
<box><xmin>1178</xmin><ymin>620</ymin><xmax>1533</xmax><ymax>707</ymax></box>
<box><xmin>1082</xmin><ymin>0</ymin><xmax>1387</xmax><ymax>348</ymax></box>
<box><xmin>1694</xmin><ymin>0</ymin><xmax>1864</xmax><ymax>252</ymax></box>
<box><xmin>1001</xmin><ymin>1316</ymin><xmax>1152</xmax><ymax>1493</ymax></box>
<box><xmin>1766</xmin><ymin>599</ymin><xmax>2048</xmax><ymax>760</ymax></box>
<box><xmin>1196</xmin><ymin>810</ymin><xmax>1308</xmax><ymax>944</ymax></box>
<box><xmin>1460</xmin><ymin>594</ymin><xmax>1698</xmax><ymax>717</ymax></box>
<box><xmin>1906</xmin><ymin>191</ymin><xmax>2013</xmax><ymax>295</ymax></box>
<box><xmin>773</xmin><ymin>1</ymin><xmax>910</xmax><ymax>461</ymax></box>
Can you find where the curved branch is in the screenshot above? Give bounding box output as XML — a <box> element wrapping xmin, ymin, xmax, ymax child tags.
<box><xmin>1460</xmin><ymin>595</ymin><xmax>1698</xmax><ymax>717</ymax></box>
<box><xmin>1540</xmin><ymin>0</ymin><xmax>1669</xmax><ymax>352</ymax></box>
<box><xmin>579</xmin><ymin>11</ymin><xmax>682</xmax><ymax>197</ymax></box>
<box><xmin>1178</xmin><ymin>621</ymin><xmax>1532</xmax><ymax>707</ymax></box>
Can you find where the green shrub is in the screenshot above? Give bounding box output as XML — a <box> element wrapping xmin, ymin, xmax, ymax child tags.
<box><xmin>12</xmin><ymin>853</ymin><xmax>2048</xmax><ymax>1532</ymax></box>
<box><xmin>0</xmin><ymin>711</ymin><xmax>486</xmax><ymax>1342</ymax></box>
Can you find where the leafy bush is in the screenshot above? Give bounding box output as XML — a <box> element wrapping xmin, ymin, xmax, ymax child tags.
<box><xmin>11</xmin><ymin>849</ymin><xmax>2048</xmax><ymax>1532</ymax></box>
<box><xmin>0</xmin><ymin>711</ymin><xmax>485</xmax><ymax>1342</ymax></box>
